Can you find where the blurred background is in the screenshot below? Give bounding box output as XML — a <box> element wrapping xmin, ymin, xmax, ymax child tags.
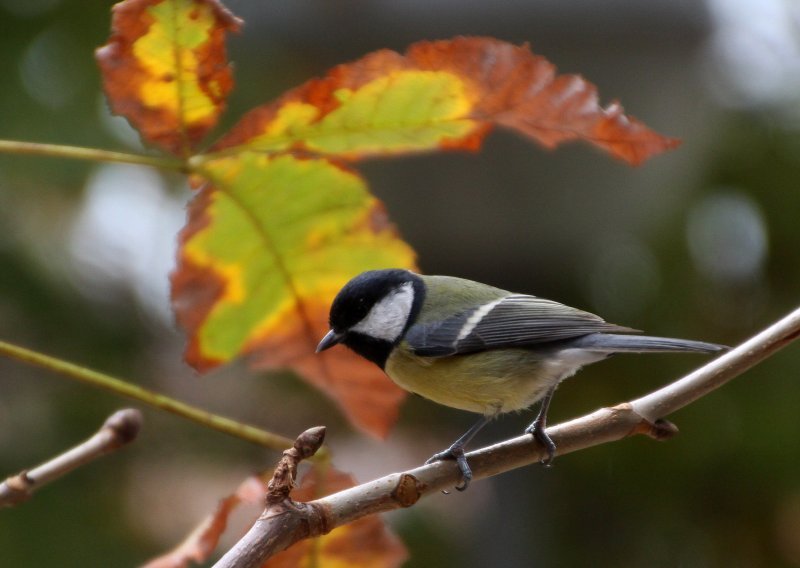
<box><xmin>1</xmin><ymin>0</ymin><xmax>799</xmax><ymax>566</ymax></box>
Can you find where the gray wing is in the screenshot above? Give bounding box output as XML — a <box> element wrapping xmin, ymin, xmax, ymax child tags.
<box><xmin>404</xmin><ymin>294</ymin><xmax>637</xmax><ymax>357</ymax></box>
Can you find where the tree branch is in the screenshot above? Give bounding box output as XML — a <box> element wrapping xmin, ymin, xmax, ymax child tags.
<box><xmin>0</xmin><ymin>408</ymin><xmax>142</xmax><ymax>507</ymax></box>
<box><xmin>215</xmin><ymin>305</ymin><xmax>800</xmax><ymax>568</ymax></box>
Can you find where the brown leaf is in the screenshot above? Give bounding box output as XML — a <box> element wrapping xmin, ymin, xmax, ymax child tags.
<box><xmin>213</xmin><ymin>36</ymin><xmax>678</xmax><ymax>165</ymax></box>
<box><xmin>262</xmin><ymin>468</ymin><xmax>408</xmax><ymax>568</ymax></box>
<box><xmin>142</xmin><ymin>476</ymin><xmax>265</xmax><ymax>568</ymax></box>
<box><xmin>141</xmin><ymin>468</ymin><xmax>407</xmax><ymax>568</ymax></box>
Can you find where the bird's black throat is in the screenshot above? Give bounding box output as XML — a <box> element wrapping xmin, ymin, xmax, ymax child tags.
<box><xmin>341</xmin><ymin>332</ymin><xmax>394</xmax><ymax>369</ymax></box>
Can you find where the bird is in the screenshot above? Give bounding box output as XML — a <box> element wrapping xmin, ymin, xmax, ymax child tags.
<box><xmin>316</xmin><ymin>269</ymin><xmax>725</xmax><ymax>490</ymax></box>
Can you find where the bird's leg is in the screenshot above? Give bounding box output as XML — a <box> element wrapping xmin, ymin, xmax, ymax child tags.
<box><xmin>524</xmin><ymin>386</ymin><xmax>557</xmax><ymax>466</ymax></box>
<box><xmin>426</xmin><ymin>414</ymin><xmax>491</xmax><ymax>491</ymax></box>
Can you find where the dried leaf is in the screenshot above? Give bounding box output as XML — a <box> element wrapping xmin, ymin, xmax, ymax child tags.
<box><xmin>142</xmin><ymin>476</ymin><xmax>265</xmax><ymax>568</ymax></box>
<box><xmin>96</xmin><ymin>0</ymin><xmax>241</xmax><ymax>155</ymax></box>
<box><xmin>262</xmin><ymin>468</ymin><xmax>408</xmax><ymax>568</ymax></box>
<box><xmin>171</xmin><ymin>153</ymin><xmax>414</xmax><ymax>437</ymax></box>
<box><xmin>142</xmin><ymin>468</ymin><xmax>406</xmax><ymax>568</ymax></box>
<box><xmin>214</xmin><ymin>36</ymin><xmax>678</xmax><ymax>165</ymax></box>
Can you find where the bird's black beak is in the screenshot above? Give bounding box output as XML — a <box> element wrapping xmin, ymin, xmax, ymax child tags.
<box><xmin>316</xmin><ymin>329</ymin><xmax>344</xmax><ymax>353</ymax></box>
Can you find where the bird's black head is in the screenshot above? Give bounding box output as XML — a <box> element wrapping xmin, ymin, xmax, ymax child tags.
<box><xmin>317</xmin><ymin>269</ymin><xmax>425</xmax><ymax>368</ymax></box>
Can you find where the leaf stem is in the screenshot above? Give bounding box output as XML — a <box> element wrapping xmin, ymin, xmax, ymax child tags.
<box><xmin>0</xmin><ymin>339</ymin><xmax>328</xmax><ymax>459</ymax></box>
<box><xmin>0</xmin><ymin>140</ymin><xmax>186</xmax><ymax>171</ymax></box>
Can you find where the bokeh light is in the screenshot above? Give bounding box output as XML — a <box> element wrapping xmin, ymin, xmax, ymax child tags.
<box><xmin>686</xmin><ymin>190</ymin><xmax>768</xmax><ymax>285</ymax></box>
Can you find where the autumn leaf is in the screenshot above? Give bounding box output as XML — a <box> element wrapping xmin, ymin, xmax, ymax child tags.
<box><xmin>96</xmin><ymin>0</ymin><xmax>241</xmax><ymax>156</ymax></box>
<box><xmin>213</xmin><ymin>36</ymin><xmax>679</xmax><ymax>165</ymax></box>
<box><xmin>142</xmin><ymin>475</ymin><xmax>265</xmax><ymax>568</ymax></box>
<box><xmin>263</xmin><ymin>468</ymin><xmax>408</xmax><ymax>568</ymax></box>
<box><xmin>142</xmin><ymin>468</ymin><xmax>407</xmax><ymax>568</ymax></box>
<box><xmin>171</xmin><ymin>153</ymin><xmax>414</xmax><ymax>437</ymax></box>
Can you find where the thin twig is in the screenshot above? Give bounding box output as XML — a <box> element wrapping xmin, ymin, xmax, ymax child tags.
<box><xmin>215</xmin><ymin>305</ymin><xmax>800</xmax><ymax>568</ymax></box>
<box><xmin>0</xmin><ymin>409</ymin><xmax>143</xmax><ymax>507</ymax></box>
<box><xmin>0</xmin><ymin>339</ymin><xmax>322</xmax><ymax>457</ymax></box>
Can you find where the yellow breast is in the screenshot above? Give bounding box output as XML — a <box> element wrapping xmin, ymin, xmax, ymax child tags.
<box><xmin>385</xmin><ymin>346</ymin><xmax>562</xmax><ymax>416</ymax></box>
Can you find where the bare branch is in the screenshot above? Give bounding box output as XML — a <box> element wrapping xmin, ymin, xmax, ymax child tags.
<box><xmin>216</xmin><ymin>306</ymin><xmax>800</xmax><ymax>568</ymax></box>
<box><xmin>0</xmin><ymin>408</ymin><xmax>142</xmax><ymax>507</ymax></box>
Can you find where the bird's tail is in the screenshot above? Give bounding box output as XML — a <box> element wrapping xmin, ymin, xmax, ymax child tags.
<box><xmin>569</xmin><ymin>333</ymin><xmax>727</xmax><ymax>354</ymax></box>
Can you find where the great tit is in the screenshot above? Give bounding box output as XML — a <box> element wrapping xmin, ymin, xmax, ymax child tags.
<box><xmin>317</xmin><ymin>269</ymin><xmax>725</xmax><ymax>490</ymax></box>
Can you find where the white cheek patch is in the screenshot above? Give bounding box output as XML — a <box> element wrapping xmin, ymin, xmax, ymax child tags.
<box><xmin>351</xmin><ymin>282</ymin><xmax>415</xmax><ymax>342</ymax></box>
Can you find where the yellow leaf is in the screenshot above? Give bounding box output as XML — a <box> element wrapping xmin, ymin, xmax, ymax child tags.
<box><xmin>172</xmin><ymin>153</ymin><xmax>415</xmax><ymax>437</ymax></box>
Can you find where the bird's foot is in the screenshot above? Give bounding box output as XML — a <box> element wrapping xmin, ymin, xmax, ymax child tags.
<box><xmin>525</xmin><ymin>420</ymin><xmax>557</xmax><ymax>466</ymax></box>
<box><xmin>426</xmin><ymin>444</ymin><xmax>473</xmax><ymax>491</ymax></box>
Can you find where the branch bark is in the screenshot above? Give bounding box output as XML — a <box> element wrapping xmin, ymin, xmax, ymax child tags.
<box><xmin>0</xmin><ymin>408</ymin><xmax>143</xmax><ymax>507</ymax></box>
<box><xmin>215</xmin><ymin>305</ymin><xmax>800</xmax><ymax>568</ymax></box>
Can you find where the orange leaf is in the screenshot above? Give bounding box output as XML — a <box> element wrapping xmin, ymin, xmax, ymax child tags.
<box><xmin>96</xmin><ymin>0</ymin><xmax>241</xmax><ymax>156</ymax></box>
<box><xmin>263</xmin><ymin>468</ymin><xmax>408</xmax><ymax>568</ymax></box>
<box><xmin>142</xmin><ymin>476</ymin><xmax>265</xmax><ymax>568</ymax></box>
<box><xmin>213</xmin><ymin>36</ymin><xmax>678</xmax><ymax>165</ymax></box>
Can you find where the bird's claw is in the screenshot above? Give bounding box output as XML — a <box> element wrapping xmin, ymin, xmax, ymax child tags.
<box><xmin>426</xmin><ymin>445</ymin><xmax>473</xmax><ymax>492</ymax></box>
<box><xmin>525</xmin><ymin>420</ymin><xmax>557</xmax><ymax>466</ymax></box>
